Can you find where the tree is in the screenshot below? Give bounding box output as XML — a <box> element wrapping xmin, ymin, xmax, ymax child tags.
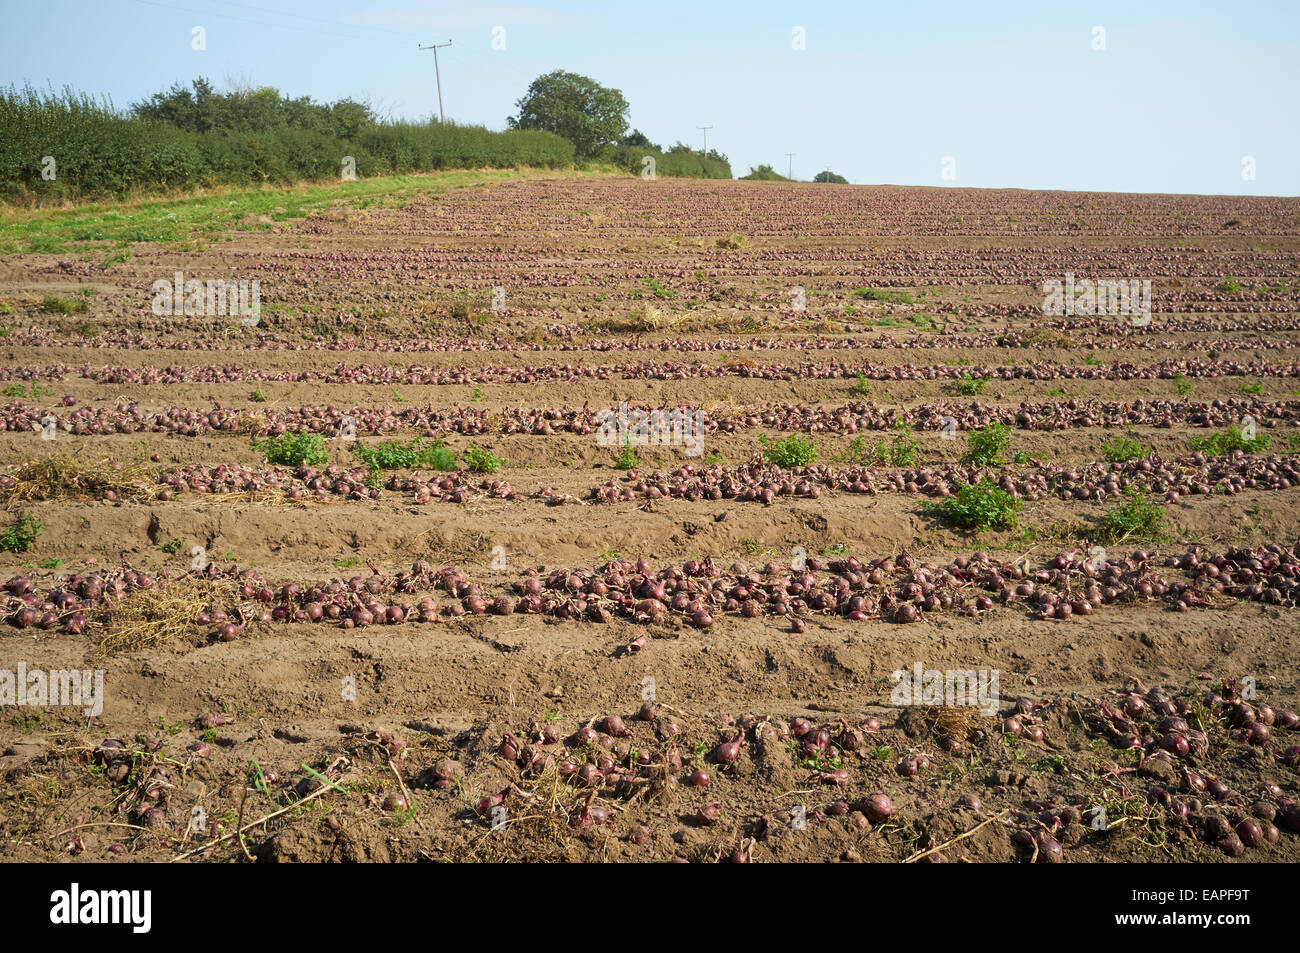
<box><xmin>814</xmin><ymin>170</ymin><xmax>849</xmax><ymax>184</ymax></box>
<box><xmin>329</xmin><ymin>99</ymin><xmax>375</xmax><ymax>139</ymax></box>
<box><xmin>133</xmin><ymin>78</ymin><xmax>219</xmax><ymax>132</ymax></box>
<box><xmin>622</xmin><ymin>128</ymin><xmax>655</xmax><ymax>149</ymax></box>
<box><xmin>508</xmin><ymin>71</ymin><xmax>629</xmax><ymax>157</ymax></box>
<box><xmin>740</xmin><ymin>164</ymin><xmax>789</xmax><ymax>181</ymax></box>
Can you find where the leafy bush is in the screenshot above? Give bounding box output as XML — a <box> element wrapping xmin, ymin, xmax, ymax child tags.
<box><xmin>962</xmin><ymin>424</ymin><xmax>1014</xmax><ymax>467</ymax></box>
<box><xmin>1189</xmin><ymin>425</ymin><xmax>1271</xmax><ymax>456</ymax></box>
<box><xmin>41</xmin><ymin>293</ymin><xmax>88</xmax><ymax>315</ymax></box>
<box><xmin>853</xmin><ymin>287</ymin><xmax>915</xmax><ymax>305</ymax></box>
<box><xmin>1095</xmin><ymin>488</ymin><xmax>1168</xmax><ymax>544</ymax></box>
<box><xmin>955</xmin><ymin>373</ymin><xmax>990</xmax><ymax>396</ymax></box>
<box><xmin>847</xmin><ymin>421</ymin><xmax>921</xmax><ymax>467</ymax></box>
<box><xmin>759</xmin><ymin>433</ymin><xmax>819</xmax><ymax>467</ymax></box>
<box><xmin>253</xmin><ymin>431</ymin><xmax>329</xmax><ymax>466</ymax></box>
<box><xmin>353</xmin><ymin>437</ymin><xmax>456</xmax><ymax>472</ymax></box>
<box><xmin>464</xmin><ymin>445</ymin><xmax>505</xmax><ymax>473</ymax></box>
<box><xmin>600</xmin><ymin>140</ymin><xmax>732</xmax><ymax>179</ymax></box>
<box><xmin>612</xmin><ymin>437</ymin><xmax>641</xmax><ymax>470</ymax></box>
<box><xmin>934</xmin><ymin>480</ymin><xmax>1021</xmax><ymax>531</ymax></box>
<box><xmin>739</xmin><ymin>164</ymin><xmax>789</xmax><ymax>181</ymax></box>
<box><xmin>1101</xmin><ymin>430</ymin><xmax>1148</xmax><ymax>462</ymax></box>
<box><xmin>0</xmin><ymin>512</ymin><xmax>43</xmax><ymax>552</ymax></box>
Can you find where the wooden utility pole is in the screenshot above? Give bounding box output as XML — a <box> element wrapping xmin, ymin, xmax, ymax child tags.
<box><xmin>785</xmin><ymin>153</ymin><xmax>795</xmax><ymax>180</ymax></box>
<box><xmin>418</xmin><ymin>40</ymin><xmax>452</xmax><ymax>122</ymax></box>
<box><xmin>697</xmin><ymin>125</ymin><xmax>713</xmax><ymax>153</ymax></box>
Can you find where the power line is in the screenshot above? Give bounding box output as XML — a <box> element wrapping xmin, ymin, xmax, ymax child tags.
<box><xmin>418</xmin><ymin>40</ymin><xmax>453</xmax><ymax>123</ymax></box>
<box><xmin>198</xmin><ymin>0</ymin><xmax>417</xmax><ymax>39</ymax></box>
<box><xmin>127</xmin><ymin>0</ymin><xmax>401</xmax><ymax>43</ymax></box>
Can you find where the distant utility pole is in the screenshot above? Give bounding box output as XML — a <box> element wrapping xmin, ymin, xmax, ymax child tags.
<box><xmin>418</xmin><ymin>40</ymin><xmax>453</xmax><ymax>122</ymax></box>
<box><xmin>785</xmin><ymin>153</ymin><xmax>796</xmax><ymax>180</ymax></box>
<box><xmin>697</xmin><ymin>125</ymin><xmax>713</xmax><ymax>153</ymax></box>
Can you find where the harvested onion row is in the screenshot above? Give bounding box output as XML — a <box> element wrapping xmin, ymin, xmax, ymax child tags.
<box><xmin>5</xmin><ymin>543</ymin><xmax>1300</xmax><ymax>639</ymax></box>
<box><xmin>6</xmin><ymin>393</ymin><xmax>1300</xmax><ymax>440</ymax></box>
<box><xmin>6</xmin><ymin>310</ymin><xmax>1300</xmax><ymax>355</ymax></box>
<box><xmin>593</xmin><ymin>450</ymin><xmax>1300</xmax><ymax>506</ymax></box>
<box><xmin>5</xmin><ymin>354</ymin><xmax>1300</xmax><ymax>388</ymax></box>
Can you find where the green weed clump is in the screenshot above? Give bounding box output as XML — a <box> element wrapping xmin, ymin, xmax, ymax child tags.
<box><xmin>962</xmin><ymin>424</ymin><xmax>1014</xmax><ymax>467</ymax></box>
<box><xmin>759</xmin><ymin>433</ymin><xmax>819</xmax><ymax>467</ymax></box>
<box><xmin>1189</xmin><ymin>425</ymin><xmax>1271</xmax><ymax>456</ymax></box>
<box><xmin>841</xmin><ymin>421</ymin><xmax>921</xmax><ymax>467</ymax></box>
<box><xmin>353</xmin><ymin>437</ymin><xmax>456</xmax><ymax>472</ymax></box>
<box><xmin>253</xmin><ymin>431</ymin><xmax>328</xmax><ymax>467</ymax></box>
<box><xmin>464</xmin><ymin>445</ymin><xmax>505</xmax><ymax>473</ymax></box>
<box><xmin>0</xmin><ymin>512</ymin><xmax>43</xmax><ymax>552</ymax></box>
<box><xmin>1101</xmin><ymin>430</ymin><xmax>1148</xmax><ymax>462</ymax></box>
<box><xmin>932</xmin><ymin>480</ymin><xmax>1021</xmax><ymax>531</ymax></box>
<box><xmin>1095</xmin><ymin>488</ymin><xmax>1169</xmax><ymax>544</ymax></box>
<box><xmin>612</xmin><ymin>437</ymin><xmax>641</xmax><ymax>470</ymax></box>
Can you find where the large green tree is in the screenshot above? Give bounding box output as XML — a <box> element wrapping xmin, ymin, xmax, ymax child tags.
<box><xmin>508</xmin><ymin>71</ymin><xmax>628</xmax><ymax>157</ymax></box>
<box><xmin>814</xmin><ymin>170</ymin><xmax>849</xmax><ymax>184</ymax></box>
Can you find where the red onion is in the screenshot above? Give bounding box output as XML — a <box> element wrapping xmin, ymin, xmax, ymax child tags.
<box><xmin>1035</xmin><ymin>833</ymin><xmax>1063</xmax><ymax>863</ymax></box>
<box><xmin>695</xmin><ymin>802</ymin><xmax>721</xmax><ymax>826</ymax></box>
<box><xmin>713</xmin><ymin>732</ymin><xmax>743</xmax><ymax>766</ymax></box>
<box><xmin>857</xmin><ymin>793</ymin><xmax>894</xmax><ymax>824</ymax></box>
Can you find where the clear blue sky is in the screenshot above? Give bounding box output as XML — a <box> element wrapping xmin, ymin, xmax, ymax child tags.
<box><xmin>2</xmin><ymin>0</ymin><xmax>1296</xmax><ymax>194</ymax></box>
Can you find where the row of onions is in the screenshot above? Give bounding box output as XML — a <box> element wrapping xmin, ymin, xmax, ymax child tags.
<box><xmin>591</xmin><ymin>451</ymin><xmax>1300</xmax><ymax>506</ymax></box>
<box><xmin>82</xmin><ymin>677</ymin><xmax>1297</xmax><ymax>859</ymax></box>
<box><xmin>2</xmin><ymin>394</ymin><xmax>1297</xmax><ymax>439</ymax></box>
<box><xmin>13</xmin><ymin>446</ymin><xmax>1295</xmax><ymax>507</ymax></box>
<box><xmin>5</xmin><ymin>543</ymin><xmax>1299</xmax><ymax>638</ymax></box>
<box><xmin>7</xmin><ymin>314</ymin><xmax>1300</xmax><ymax>355</ymax></box>
<box><xmin>3</xmin><ymin>356</ymin><xmax>1299</xmax><ymax>387</ymax></box>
